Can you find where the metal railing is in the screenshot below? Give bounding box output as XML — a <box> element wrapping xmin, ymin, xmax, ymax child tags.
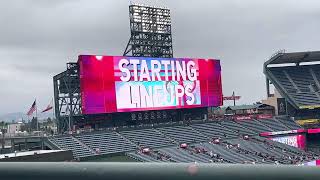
<box><xmin>0</xmin><ymin>162</ymin><xmax>320</xmax><ymax>179</ymax></box>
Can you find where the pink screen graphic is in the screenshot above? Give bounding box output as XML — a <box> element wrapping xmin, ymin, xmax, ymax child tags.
<box><xmin>307</xmin><ymin>128</ymin><xmax>320</xmax><ymax>134</ymax></box>
<box><xmin>79</xmin><ymin>55</ymin><xmax>223</xmax><ymax>114</ymax></box>
<box><xmin>268</xmin><ymin>134</ymin><xmax>306</xmax><ymax>150</ymax></box>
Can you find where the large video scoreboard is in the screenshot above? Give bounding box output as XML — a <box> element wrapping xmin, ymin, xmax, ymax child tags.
<box><xmin>79</xmin><ymin>55</ymin><xmax>222</xmax><ymax>114</ymax></box>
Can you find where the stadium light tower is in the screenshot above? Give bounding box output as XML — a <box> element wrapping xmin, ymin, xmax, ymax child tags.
<box><xmin>53</xmin><ymin>63</ymin><xmax>81</xmax><ymax>133</ymax></box>
<box><xmin>53</xmin><ymin>3</ymin><xmax>174</xmax><ymax>133</ymax></box>
<box><xmin>123</xmin><ymin>4</ymin><xmax>173</xmax><ymax>58</ymax></box>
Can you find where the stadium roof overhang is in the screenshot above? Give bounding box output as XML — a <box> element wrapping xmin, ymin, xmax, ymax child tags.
<box><xmin>264</xmin><ymin>51</ymin><xmax>320</xmax><ymax>67</ymax></box>
<box><xmin>263</xmin><ymin>50</ymin><xmax>320</xmax><ymax>110</ymax></box>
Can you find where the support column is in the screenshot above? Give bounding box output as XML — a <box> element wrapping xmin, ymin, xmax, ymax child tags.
<box><xmin>266</xmin><ymin>78</ymin><xmax>270</xmax><ymax>97</ymax></box>
<box><xmin>25</xmin><ymin>138</ymin><xmax>28</xmax><ymax>150</ymax></box>
<box><xmin>11</xmin><ymin>139</ymin><xmax>14</xmax><ymax>153</ymax></box>
<box><xmin>41</xmin><ymin>137</ymin><xmax>44</xmax><ymax>150</ymax></box>
<box><xmin>1</xmin><ymin>130</ymin><xmax>5</xmax><ymax>154</ymax></box>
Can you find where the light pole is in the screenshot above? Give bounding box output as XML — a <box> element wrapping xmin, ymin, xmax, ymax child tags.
<box><xmin>1</xmin><ymin>129</ymin><xmax>6</xmax><ymax>154</ymax></box>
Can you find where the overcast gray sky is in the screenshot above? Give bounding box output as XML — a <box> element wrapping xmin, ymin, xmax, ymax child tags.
<box><xmin>0</xmin><ymin>0</ymin><xmax>320</xmax><ymax>115</ymax></box>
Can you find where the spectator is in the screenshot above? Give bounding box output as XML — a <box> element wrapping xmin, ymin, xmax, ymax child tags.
<box><xmin>209</xmin><ymin>151</ymin><xmax>213</xmax><ymax>158</ymax></box>
<box><xmin>213</xmin><ymin>153</ymin><xmax>218</xmax><ymax>158</ymax></box>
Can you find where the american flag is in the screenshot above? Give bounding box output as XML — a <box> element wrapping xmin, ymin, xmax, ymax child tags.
<box><xmin>41</xmin><ymin>99</ymin><xmax>53</xmax><ymax>113</ymax></box>
<box><xmin>27</xmin><ymin>100</ymin><xmax>36</xmax><ymax>116</ymax></box>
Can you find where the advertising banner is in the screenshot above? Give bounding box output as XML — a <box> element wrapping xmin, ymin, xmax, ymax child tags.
<box><xmin>277</xmin><ymin>98</ymin><xmax>287</xmax><ymax>115</ymax></box>
<box><xmin>260</xmin><ymin>129</ymin><xmax>306</xmax><ymax>136</ymax></box>
<box><xmin>268</xmin><ymin>134</ymin><xmax>306</xmax><ymax>150</ymax></box>
<box><xmin>256</xmin><ymin>114</ymin><xmax>273</xmax><ymax>119</ymax></box>
<box><xmin>234</xmin><ymin>115</ymin><xmax>253</xmax><ymax>121</ymax></box>
<box><xmin>307</xmin><ymin>128</ymin><xmax>320</xmax><ymax>134</ymax></box>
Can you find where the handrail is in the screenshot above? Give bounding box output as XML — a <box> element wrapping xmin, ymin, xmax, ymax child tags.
<box><xmin>0</xmin><ymin>162</ymin><xmax>319</xmax><ymax>180</ymax></box>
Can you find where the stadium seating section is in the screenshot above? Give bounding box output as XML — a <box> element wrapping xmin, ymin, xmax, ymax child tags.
<box><xmin>275</xmin><ymin>116</ymin><xmax>302</xmax><ymax>130</ymax></box>
<box><xmin>236</xmin><ymin>119</ymin><xmax>273</xmax><ymax>133</ymax></box>
<box><xmin>48</xmin><ymin>136</ymin><xmax>96</xmax><ymax>158</ymax></box>
<box><xmin>256</xmin><ymin>118</ymin><xmax>290</xmax><ymax>131</ymax></box>
<box><xmin>269</xmin><ymin>65</ymin><xmax>320</xmax><ymax>107</ymax></box>
<box><xmin>47</xmin><ymin>117</ymin><xmax>317</xmax><ymax>164</ymax></box>
<box><xmin>75</xmin><ymin>131</ymin><xmax>137</xmax><ymax>155</ymax></box>
<box><xmin>157</xmin><ymin>126</ymin><xmax>208</xmax><ymax>143</ymax></box>
<box><xmin>119</xmin><ymin>129</ymin><xmax>172</xmax><ymax>148</ymax></box>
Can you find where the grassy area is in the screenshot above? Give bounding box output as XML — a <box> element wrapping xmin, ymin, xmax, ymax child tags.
<box><xmin>84</xmin><ymin>155</ymin><xmax>138</xmax><ymax>162</ymax></box>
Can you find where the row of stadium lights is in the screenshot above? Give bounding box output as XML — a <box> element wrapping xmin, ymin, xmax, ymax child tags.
<box><xmin>130</xmin><ymin>2</ymin><xmax>169</xmax><ymax>10</ymax></box>
<box><xmin>131</xmin><ymin>9</ymin><xmax>171</xmax><ymax>25</ymax></box>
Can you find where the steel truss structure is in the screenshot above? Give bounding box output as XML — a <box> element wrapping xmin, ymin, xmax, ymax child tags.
<box><xmin>54</xmin><ymin>4</ymin><xmax>175</xmax><ymax>133</ymax></box>
<box><xmin>53</xmin><ymin>63</ymin><xmax>82</xmax><ymax>133</ymax></box>
<box><xmin>123</xmin><ymin>4</ymin><xmax>173</xmax><ymax>58</ymax></box>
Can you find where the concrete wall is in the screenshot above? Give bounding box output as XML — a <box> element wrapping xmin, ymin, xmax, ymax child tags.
<box><xmin>0</xmin><ymin>150</ymin><xmax>73</xmax><ymax>162</ymax></box>
<box><xmin>262</xmin><ymin>89</ymin><xmax>282</xmax><ymax>115</ymax></box>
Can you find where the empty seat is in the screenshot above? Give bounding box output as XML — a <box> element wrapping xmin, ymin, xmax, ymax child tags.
<box><xmin>269</xmin><ymin>65</ymin><xmax>320</xmax><ymax>106</ymax></box>
<box><xmin>120</xmin><ymin>128</ymin><xmax>172</xmax><ymax>148</ymax></box>
<box><xmin>276</xmin><ymin>117</ymin><xmax>302</xmax><ymax>130</ymax></box>
<box><xmin>48</xmin><ymin>135</ymin><xmax>95</xmax><ymax>159</ymax></box>
<box><xmin>158</xmin><ymin>126</ymin><xmax>208</xmax><ymax>143</ymax></box>
<box><xmin>220</xmin><ymin>120</ymin><xmax>255</xmax><ymax>135</ymax></box>
<box><xmin>236</xmin><ymin>120</ymin><xmax>273</xmax><ymax>133</ymax></box>
<box><xmin>191</xmin><ymin>122</ymin><xmax>238</xmax><ymax>139</ymax></box>
<box><xmin>76</xmin><ymin>131</ymin><xmax>136</xmax><ymax>155</ymax></box>
<box><xmin>257</xmin><ymin>118</ymin><xmax>290</xmax><ymax>132</ymax></box>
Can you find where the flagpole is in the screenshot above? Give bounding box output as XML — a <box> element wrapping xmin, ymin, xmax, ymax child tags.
<box><xmin>36</xmin><ymin>99</ymin><xmax>38</xmax><ymax>132</ymax></box>
<box><xmin>52</xmin><ymin>98</ymin><xmax>55</xmax><ymax>120</ymax></box>
<box><xmin>52</xmin><ymin>98</ymin><xmax>55</xmax><ymax>134</ymax></box>
<box><xmin>27</xmin><ymin>114</ymin><xmax>30</xmax><ymax>133</ymax></box>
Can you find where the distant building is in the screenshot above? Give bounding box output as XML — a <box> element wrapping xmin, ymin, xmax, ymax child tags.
<box><xmin>7</xmin><ymin>122</ymin><xmax>23</xmax><ymax>134</ymax></box>
<box><xmin>225</xmin><ymin>104</ymin><xmax>275</xmax><ymax>115</ymax></box>
<box><xmin>262</xmin><ymin>89</ymin><xmax>287</xmax><ymax>116</ymax></box>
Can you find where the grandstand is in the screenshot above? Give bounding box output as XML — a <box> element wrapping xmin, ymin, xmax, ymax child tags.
<box><xmin>264</xmin><ymin>51</ymin><xmax>320</xmax><ymax>154</ymax></box>
<box><xmin>264</xmin><ymin>51</ymin><xmax>320</xmax><ymax>111</ymax></box>
<box><xmin>47</xmin><ymin>117</ymin><xmax>317</xmax><ymax>165</ymax></box>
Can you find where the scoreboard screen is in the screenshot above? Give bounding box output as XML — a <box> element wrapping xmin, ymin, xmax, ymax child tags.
<box><xmin>79</xmin><ymin>55</ymin><xmax>222</xmax><ymax>114</ymax></box>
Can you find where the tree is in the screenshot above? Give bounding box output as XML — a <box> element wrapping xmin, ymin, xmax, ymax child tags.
<box><xmin>47</xmin><ymin>117</ymin><xmax>53</xmax><ymax>124</ymax></box>
<box><xmin>0</xmin><ymin>121</ymin><xmax>4</xmax><ymax>127</ymax></box>
<box><xmin>31</xmin><ymin>117</ymin><xmax>38</xmax><ymax>130</ymax></box>
<box><xmin>20</xmin><ymin>124</ymin><xmax>28</xmax><ymax>132</ymax></box>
